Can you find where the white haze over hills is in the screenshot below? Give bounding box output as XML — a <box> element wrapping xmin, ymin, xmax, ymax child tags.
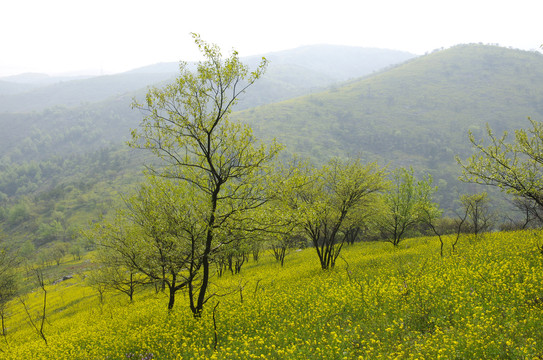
<box><xmin>0</xmin><ymin>45</ymin><xmax>416</xmax><ymax>111</ymax></box>
<box><xmin>0</xmin><ymin>0</ymin><xmax>541</xmax><ymax>77</ymax></box>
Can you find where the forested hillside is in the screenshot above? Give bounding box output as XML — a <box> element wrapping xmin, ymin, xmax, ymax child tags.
<box><xmin>0</xmin><ymin>45</ymin><xmax>414</xmax><ymax>113</ymax></box>
<box><xmin>240</xmin><ymin>44</ymin><xmax>543</xmax><ymax>159</ymax></box>
<box><xmin>1</xmin><ymin>43</ymin><xmax>543</xmax><ymax>250</ymax></box>
<box><xmin>236</xmin><ymin>44</ymin><xmax>543</xmax><ymax>207</ymax></box>
<box><xmin>0</xmin><ymin>45</ymin><xmax>415</xmax><ymax>250</ymax></box>
<box><xmin>0</xmin><ymin>45</ymin><xmax>414</xmax><ymax>165</ymax></box>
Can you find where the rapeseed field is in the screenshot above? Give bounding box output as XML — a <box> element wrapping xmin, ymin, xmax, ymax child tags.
<box><xmin>3</xmin><ymin>231</ymin><xmax>543</xmax><ymax>359</ymax></box>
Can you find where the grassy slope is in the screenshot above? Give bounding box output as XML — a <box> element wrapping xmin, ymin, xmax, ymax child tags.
<box><xmin>4</xmin><ymin>230</ymin><xmax>543</xmax><ymax>359</ymax></box>
<box><xmin>236</xmin><ymin>45</ymin><xmax>543</xmax><ymax>203</ymax></box>
<box><xmin>238</xmin><ymin>44</ymin><xmax>543</xmax><ymax>160</ymax></box>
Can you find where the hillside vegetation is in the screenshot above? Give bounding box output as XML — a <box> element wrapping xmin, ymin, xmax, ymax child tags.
<box><xmin>1</xmin><ymin>44</ymin><xmax>542</xmax><ymax>249</ymax></box>
<box><xmin>3</xmin><ymin>231</ymin><xmax>543</xmax><ymax>359</ymax></box>
<box><xmin>0</xmin><ymin>45</ymin><xmax>414</xmax><ymax>113</ymax></box>
<box><xmin>0</xmin><ymin>45</ymin><xmax>414</xmax><ymax>250</ymax></box>
<box><xmin>236</xmin><ymin>44</ymin><xmax>543</xmax><ymax>206</ymax></box>
<box><xmin>2</xmin><ymin>42</ymin><xmax>543</xmax><ymax>360</ymax></box>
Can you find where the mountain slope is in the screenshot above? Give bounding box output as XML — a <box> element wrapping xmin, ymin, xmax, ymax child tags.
<box><xmin>245</xmin><ymin>44</ymin><xmax>415</xmax><ymax>81</ymax></box>
<box><xmin>0</xmin><ymin>73</ymin><xmax>174</xmax><ymax>112</ymax></box>
<box><xmin>235</xmin><ymin>44</ymin><xmax>543</xmax><ymax>206</ymax></box>
<box><xmin>237</xmin><ymin>44</ymin><xmax>543</xmax><ymax>162</ymax></box>
<box><xmin>0</xmin><ymin>45</ymin><xmax>415</xmax><ymax>113</ymax></box>
<box><xmin>2</xmin><ymin>44</ymin><xmax>542</xmax><ymax>248</ymax></box>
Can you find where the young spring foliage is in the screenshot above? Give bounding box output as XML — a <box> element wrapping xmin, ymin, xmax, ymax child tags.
<box><xmin>458</xmin><ymin>118</ymin><xmax>543</xmax><ymax>208</ymax></box>
<box><xmin>278</xmin><ymin>157</ymin><xmax>386</xmax><ymax>269</ymax></box>
<box><xmin>88</xmin><ymin>177</ymin><xmax>210</xmax><ymax>310</ymax></box>
<box><xmin>378</xmin><ymin>167</ymin><xmax>438</xmax><ymax>246</ymax></box>
<box><xmin>459</xmin><ymin>192</ymin><xmax>494</xmax><ymax>236</ymax></box>
<box><xmin>129</xmin><ymin>34</ymin><xmax>281</xmax><ymax>316</ymax></box>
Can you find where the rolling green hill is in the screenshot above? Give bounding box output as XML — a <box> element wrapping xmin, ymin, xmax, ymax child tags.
<box><xmin>236</xmin><ymin>44</ymin><xmax>543</xmax><ymax>206</ymax></box>
<box><xmin>1</xmin><ymin>43</ymin><xmax>542</xmax><ymax>249</ymax></box>
<box><xmin>0</xmin><ymin>73</ymin><xmax>174</xmax><ymax>112</ymax></box>
<box><xmin>0</xmin><ymin>45</ymin><xmax>415</xmax><ymax>249</ymax></box>
<box><xmin>239</xmin><ymin>44</ymin><xmax>543</xmax><ymax>160</ymax></box>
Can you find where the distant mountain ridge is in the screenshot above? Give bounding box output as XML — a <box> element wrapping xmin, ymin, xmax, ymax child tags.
<box><xmin>245</xmin><ymin>44</ymin><xmax>415</xmax><ymax>81</ymax></box>
<box><xmin>0</xmin><ymin>73</ymin><xmax>98</xmax><ymax>95</ymax></box>
<box><xmin>238</xmin><ymin>44</ymin><xmax>543</xmax><ymax>157</ymax></box>
<box><xmin>2</xmin><ymin>44</ymin><xmax>542</xmax><ymax>177</ymax></box>
<box><xmin>0</xmin><ymin>72</ymin><xmax>175</xmax><ymax>112</ymax></box>
<box><xmin>1</xmin><ymin>72</ymin><xmax>94</xmax><ymax>84</ymax></box>
<box><xmin>126</xmin><ymin>44</ymin><xmax>416</xmax><ymax>81</ymax></box>
<box><xmin>0</xmin><ymin>45</ymin><xmax>416</xmax><ymax>112</ymax></box>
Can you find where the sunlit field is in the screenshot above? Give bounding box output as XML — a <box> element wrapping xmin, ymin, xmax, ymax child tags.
<box><xmin>4</xmin><ymin>231</ymin><xmax>543</xmax><ymax>359</ymax></box>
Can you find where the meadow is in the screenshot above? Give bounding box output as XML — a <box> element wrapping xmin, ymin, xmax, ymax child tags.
<box><xmin>3</xmin><ymin>230</ymin><xmax>543</xmax><ymax>359</ymax></box>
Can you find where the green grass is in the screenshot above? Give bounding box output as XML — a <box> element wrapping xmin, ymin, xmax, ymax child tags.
<box><xmin>3</xmin><ymin>230</ymin><xmax>543</xmax><ymax>359</ymax></box>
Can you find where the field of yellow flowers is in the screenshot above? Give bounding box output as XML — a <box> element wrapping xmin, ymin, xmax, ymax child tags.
<box><xmin>3</xmin><ymin>230</ymin><xmax>543</xmax><ymax>359</ymax></box>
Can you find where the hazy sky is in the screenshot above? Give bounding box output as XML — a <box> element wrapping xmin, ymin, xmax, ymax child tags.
<box><xmin>1</xmin><ymin>0</ymin><xmax>541</xmax><ymax>77</ymax></box>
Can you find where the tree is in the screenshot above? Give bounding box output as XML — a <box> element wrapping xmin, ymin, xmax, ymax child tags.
<box><xmin>458</xmin><ymin>118</ymin><xmax>543</xmax><ymax>212</ymax></box>
<box><xmin>20</xmin><ymin>267</ymin><xmax>47</xmax><ymax>345</ymax></box>
<box><xmin>36</xmin><ymin>220</ymin><xmax>65</xmax><ymax>246</ymax></box>
<box><xmin>86</xmin><ymin>268</ymin><xmax>108</xmax><ymax>304</ymax></box>
<box><xmin>344</xmin><ymin>204</ymin><xmax>384</xmax><ymax>245</ymax></box>
<box><xmin>6</xmin><ymin>200</ymin><xmax>30</xmax><ymax>228</ymax></box>
<box><xmin>270</xmin><ymin>234</ymin><xmax>304</xmax><ymax>267</ymax></box>
<box><xmin>128</xmin><ymin>34</ymin><xmax>279</xmax><ymax>317</ymax></box>
<box><xmin>452</xmin><ymin>205</ymin><xmax>470</xmax><ymax>253</ymax></box>
<box><xmin>460</xmin><ymin>192</ymin><xmax>494</xmax><ymax>237</ymax></box>
<box><xmin>90</xmin><ymin>178</ymin><xmax>206</xmax><ymax>311</ymax></box>
<box><xmin>507</xmin><ymin>196</ymin><xmax>543</xmax><ymax>229</ymax></box>
<box><xmin>417</xmin><ymin>178</ymin><xmax>443</xmax><ymax>256</ymax></box>
<box><xmin>49</xmin><ymin>241</ymin><xmax>69</xmax><ymax>266</ymax></box>
<box><xmin>18</xmin><ymin>240</ymin><xmax>36</xmax><ymax>262</ymax></box>
<box><xmin>69</xmin><ymin>239</ymin><xmax>84</xmax><ymax>261</ymax></box>
<box><xmin>0</xmin><ymin>247</ymin><xmax>18</xmax><ymax>343</ymax></box>
<box><xmin>281</xmin><ymin>158</ymin><xmax>386</xmax><ymax>270</ymax></box>
<box><xmin>213</xmin><ymin>230</ymin><xmax>251</xmax><ymax>276</ymax></box>
<box><xmin>378</xmin><ymin>168</ymin><xmax>436</xmax><ymax>246</ymax></box>
<box><xmin>87</xmin><ymin>263</ymin><xmax>144</xmax><ymax>303</ymax></box>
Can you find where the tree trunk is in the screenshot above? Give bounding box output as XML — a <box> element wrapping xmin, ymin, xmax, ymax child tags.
<box><xmin>252</xmin><ymin>248</ymin><xmax>259</xmax><ymax>262</ymax></box>
<box><xmin>193</xmin><ymin>187</ymin><xmax>219</xmax><ymax>317</ymax></box>
<box><xmin>128</xmin><ymin>273</ymin><xmax>134</xmax><ymax>302</ymax></box>
<box><xmin>167</xmin><ymin>288</ymin><xmax>176</xmax><ymax>310</ymax></box>
<box><xmin>228</xmin><ymin>254</ymin><xmax>233</xmax><ymax>275</ymax></box>
<box><xmin>167</xmin><ymin>273</ymin><xmax>177</xmax><ymax>310</ymax></box>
